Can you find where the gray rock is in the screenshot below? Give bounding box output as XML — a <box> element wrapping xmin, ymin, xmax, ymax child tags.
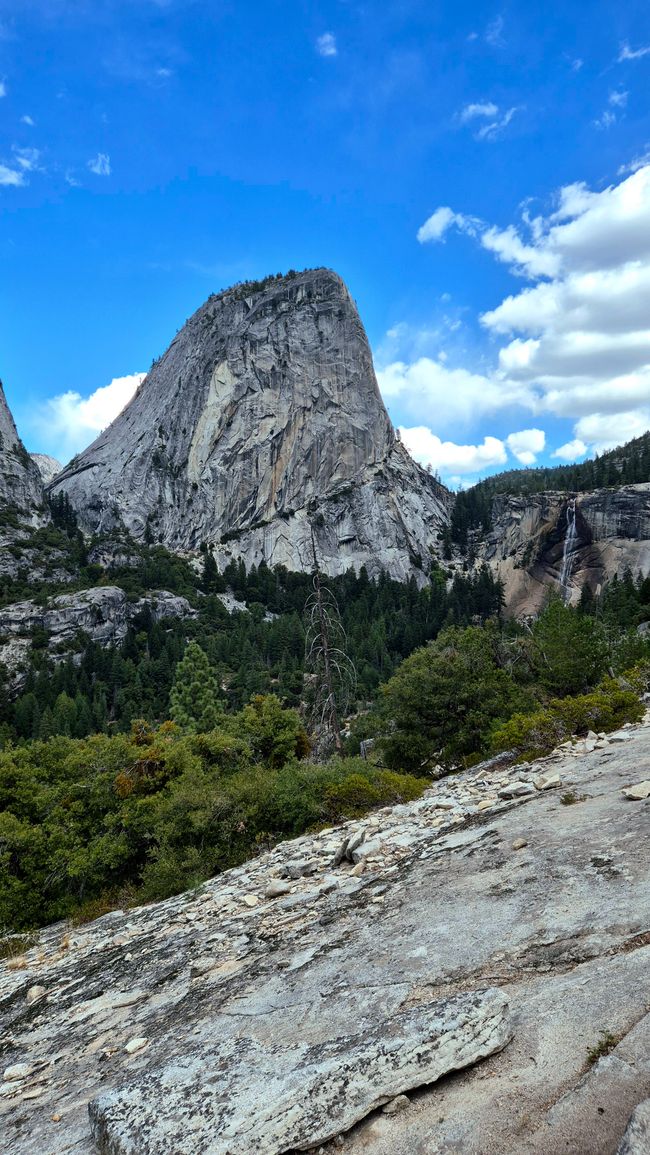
<box><xmin>618</xmin><ymin>1099</ymin><xmax>650</xmax><ymax>1155</ymax></box>
<box><xmin>0</xmin><ymin>382</ymin><xmax>43</xmax><ymax>512</ymax></box>
<box><xmin>498</xmin><ymin>781</ymin><xmax>537</xmax><ymax>799</ymax></box>
<box><xmin>51</xmin><ymin>270</ymin><xmax>450</xmax><ymax>583</ymax></box>
<box><xmin>88</xmin><ymin>988</ymin><xmax>511</xmax><ymax>1155</ymax></box>
<box><xmin>0</xmin><ymin>586</ymin><xmax>195</xmax><ymax>678</ymax></box>
<box><xmin>30</xmin><ymin>454</ymin><xmax>63</xmax><ymax>486</ymax></box>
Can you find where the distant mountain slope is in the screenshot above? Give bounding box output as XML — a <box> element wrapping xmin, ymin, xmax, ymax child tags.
<box><xmin>31</xmin><ymin>453</ymin><xmax>63</xmax><ymax>486</ymax></box>
<box><xmin>51</xmin><ymin>269</ymin><xmax>450</xmax><ymax>583</ymax></box>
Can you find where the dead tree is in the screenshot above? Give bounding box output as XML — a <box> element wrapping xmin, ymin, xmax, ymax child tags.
<box><xmin>304</xmin><ymin>528</ymin><xmax>356</xmax><ymax>756</ymax></box>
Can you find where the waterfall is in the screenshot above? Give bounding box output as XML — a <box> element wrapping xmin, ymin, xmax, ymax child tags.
<box><xmin>559</xmin><ymin>498</ymin><xmax>578</xmax><ymax>601</ymax></box>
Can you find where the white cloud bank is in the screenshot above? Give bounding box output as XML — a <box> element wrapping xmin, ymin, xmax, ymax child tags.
<box><xmin>34</xmin><ymin>373</ymin><xmax>144</xmax><ymax>461</ymax></box>
<box><xmin>382</xmin><ymin>163</ymin><xmax>650</xmax><ymax>469</ymax></box>
<box><xmin>400</xmin><ymin>427</ymin><xmax>507</xmax><ymax>475</ymax></box>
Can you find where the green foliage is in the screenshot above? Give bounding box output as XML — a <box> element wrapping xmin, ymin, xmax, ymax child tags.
<box><xmin>0</xmin><ymin>717</ymin><xmax>425</xmax><ymax>930</ymax></box>
<box><xmin>491</xmin><ymin>678</ymin><xmax>643</xmax><ymax>758</ymax></box>
<box><xmin>531</xmin><ymin>595</ymin><xmax>609</xmax><ymax>695</ymax></box>
<box><xmin>376</xmin><ymin>623</ymin><xmax>532</xmax><ymax>773</ymax></box>
<box><xmin>169</xmin><ymin>642</ymin><xmax>224</xmax><ymax>732</ymax></box>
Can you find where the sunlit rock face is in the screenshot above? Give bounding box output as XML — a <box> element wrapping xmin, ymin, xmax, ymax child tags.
<box><xmin>0</xmin><ymin>381</ymin><xmax>44</xmax><ymax>511</ymax></box>
<box><xmin>51</xmin><ymin>270</ymin><xmax>450</xmax><ymax>582</ymax></box>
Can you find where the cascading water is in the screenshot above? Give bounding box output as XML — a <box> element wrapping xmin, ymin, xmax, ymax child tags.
<box><xmin>559</xmin><ymin>498</ymin><xmax>578</xmax><ymax>601</ymax></box>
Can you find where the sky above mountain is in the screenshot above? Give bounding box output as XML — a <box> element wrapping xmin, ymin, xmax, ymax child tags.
<box><xmin>2</xmin><ymin>0</ymin><xmax>650</xmax><ymax>486</ymax></box>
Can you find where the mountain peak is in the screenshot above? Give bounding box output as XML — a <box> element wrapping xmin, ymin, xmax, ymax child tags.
<box><xmin>52</xmin><ymin>272</ymin><xmax>449</xmax><ymax>580</ymax></box>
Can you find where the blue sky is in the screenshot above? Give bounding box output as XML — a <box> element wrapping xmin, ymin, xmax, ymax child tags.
<box><xmin>2</xmin><ymin>0</ymin><xmax>650</xmax><ymax>484</ymax></box>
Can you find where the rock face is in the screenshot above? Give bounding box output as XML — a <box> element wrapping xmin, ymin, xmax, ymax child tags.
<box><xmin>0</xmin><ymin>381</ymin><xmax>43</xmax><ymax>511</ymax></box>
<box><xmin>0</xmin><ymin>587</ymin><xmax>195</xmax><ymax>682</ymax></box>
<box><xmin>2</xmin><ymin>715</ymin><xmax>650</xmax><ymax>1154</ymax></box>
<box><xmin>50</xmin><ymin>270</ymin><xmax>450</xmax><ymax>582</ymax></box>
<box><xmin>30</xmin><ymin>454</ymin><xmax>62</xmax><ymax>486</ymax></box>
<box><xmin>480</xmin><ymin>483</ymin><xmax>650</xmax><ymax>615</ymax></box>
<box><xmin>89</xmin><ymin>988</ymin><xmax>511</xmax><ymax>1155</ymax></box>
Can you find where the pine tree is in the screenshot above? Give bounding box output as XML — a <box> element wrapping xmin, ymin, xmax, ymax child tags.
<box><xmin>169</xmin><ymin>642</ymin><xmax>223</xmax><ymax>732</ymax></box>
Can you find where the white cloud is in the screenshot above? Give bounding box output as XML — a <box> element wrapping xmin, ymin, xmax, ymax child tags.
<box><xmin>0</xmin><ymin>80</ymin><xmax>6</xmax><ymax>98</ymax></box>
<box><xmin>88</xmin><ymin>152</ymin><xmax>111</xmax><ymax>176</ymax></box>
<box><xmin>34</xmin><ymin>373</ymin><xmax>144</xmax><ymax>460</ymax></box>
<box><xmin>13</xmin><ymin>147</ymin><xmax>40</xmax><ymax>171</ymax></box>
<box><xmin>401</xmin><ymin>162</ymin><xmax>650</xmax><ymax>463</ymax></box>
<box><xmin>0</xmin><ymin>163</ymin><xmax>25</xmax><ymax>187</ymax></box>
<box><xmin>400</xmin><ymin>426</ymin><xmax>507</xmax><ymax>475</ymax></box>
<box><xmin>505</xmin><ymin>428</ymin><xmax>546</xmax><ymax>464</ymax></box>
<box><xmin>574</xmin><ymin>411</ymin><xmax>650</xmax><ymax>452</ymax></box>
<box><xmin>609</xmin><ymin>89</ymin><xmax>628</xmax><ymax>107</ymax></box>
<box><xmin>552</xmin><ymin>439</ymin><xmax>587</xmax><ymax>461</ymax></box>
<box><xmin>376</xmin><ymin>357</ymin><xmax>522</xmax><ymax>427</ymax></box>
<box><xmin>618</xmin><ymin>41</ymin><xmax>650</xmax><ymax>62</ymax></box>
<box><xmin>474</xmin><ymin>106</ymin><xmax>519</xmax><ymax>141</ymax></box>
<box><xmin>459</xmin><ymin>101</ymin><xmax>498</xmax><ymax>122</ymax></box>
<box><xmin>316</xmin><ymin>32</ymin><xmax>337</xmax><ymax>57</ymax></box>
<box><xmin>416</xmin><ymin>207</ymin><xmax>480</xmax><ymax>244</ymax></box>
<box><xmin>595</xmin><ymin>109</ymin><xmax>616</xmax><ymax>130</ymax></box>
<box><xmin>21</xmin><ymin>114</ymin><xmax>35</xmax><ymax>126</ymax></box>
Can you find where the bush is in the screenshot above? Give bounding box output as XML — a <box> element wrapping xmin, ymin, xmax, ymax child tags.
<box><xmin>491</xmin><ymin>677</ymin><xmax>643</xmax><ymax>759</ymax></box>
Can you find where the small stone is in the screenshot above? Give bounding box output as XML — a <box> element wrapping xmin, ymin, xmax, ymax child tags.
<box><xmin>511</xmin><ymin>838</ymin><xmax>528</xmax><ymax>850</ymax></box>
<box><xmin>3</xmin><ymin>1063</ymin><xmax>32</xmax><ymax>1082</ymax></box>
<box><xmin>498</xmin><ymin>782</ymin><xmax>536</xmax><ymax>799</ymax></box>
<box><xmin>382</xmin><ymin>1094</ymin><xmax>411</xmax><ymax>1115</ymax></box>
<box><xmin>241</xmin><ymin>894</ymin><xmax>259</xmax><ymax>907</ymax></box>
<box><xmin>477</xmin><ymin>799</ymin><xmax>494</xmax><ymax>811</ymax></box>
<box><xmin>622</xmin><ymin>780</ymin><xmax>650</xmax><ymax>800</ymax></box>
<box><xmin>264</xmin><ymin>880</ymin><xmax>292</xmax><ymax>899</ymax></box>
<box><xmin>124</xmin><ymin>1037</ymin><xmax>148</xmax><ymax>1055</ymax></box>
<box><xmin>51</xmin><ymin>1113</ymin><xmax>61</xmax><ymax>1123</ymax></box>
<box><xmin>350</xmin><ymin>862</ymin><xmax>365</xmax><ymax>876</ymax></box>
<box><xmin>534</xmin><ymin>773</ymin><xmax>561</xmax><ymax>791</ymax></box>
<box><xmin>25</xmin><ymin>985</ymin><xmax>46</xmax><ymax>1005</ymax></box>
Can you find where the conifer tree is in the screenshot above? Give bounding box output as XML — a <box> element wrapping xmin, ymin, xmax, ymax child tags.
<box><xmin>169</xmin><ymin>642</ymin><xmax>223</xmax><ymax>732</ymax></box>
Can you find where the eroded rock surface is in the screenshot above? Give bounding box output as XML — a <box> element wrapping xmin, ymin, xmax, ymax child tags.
<box><xmin>0</xmin><ymin>382</ymin><xmax>43</xmax><ymax>512</ymax></box>
<box><xmin>50</xmin><ymin>270</ymin><xmax>450</xmax><ymax>583</ymax></box>
<box><xmin>480</xmin><ymin>484</ymin><xmax>650</xmax><ymax>614</ymax></box>
<box><xmin>2</xmin><ymin>720</ymin><xmax>650</xmax><ymax>1154</ymax></box>
<box><xmin>0</xmin><ymin>587</ymin><xmax>195</xmax><ymax>680</ymax></box>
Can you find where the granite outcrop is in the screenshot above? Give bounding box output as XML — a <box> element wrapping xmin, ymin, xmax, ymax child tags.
<box><xmin>50</xmin><ymin>271</ymin><xmax>450</xmax><ymax>583</ymax></box>
<box><xmin>2</xmin><ymin>715</ymin><xmax>649</xmax><ymax>1154</ymax></box>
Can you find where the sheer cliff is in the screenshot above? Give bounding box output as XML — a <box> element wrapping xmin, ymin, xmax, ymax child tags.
<box><xmin>50</xmin><ymin>270</ymin><xmax>450</xmax><ymax>582</ymax></box>
<box><xmin>0</xmin><ymin>381</ymin><xmax>44</xmax><ymax>511</ymax></box>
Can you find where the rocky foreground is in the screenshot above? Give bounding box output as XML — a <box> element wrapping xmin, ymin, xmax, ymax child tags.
<box><xmin>1</xmin><ymin>723</ymin><xmax>650</xmax><ymax>1155</ymax></box>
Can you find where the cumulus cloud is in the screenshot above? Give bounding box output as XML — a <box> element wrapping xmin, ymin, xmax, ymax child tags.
<box><xmin>316</xmin><ymin>32</ymin><xmax>337</xmax><ymax>57</ymax></box>
<box><xmin>34</xmin><ymin>373</ymin><xmax>144</xmax><ymax>461</ymax></box>
<box><xmin>376</xmin><ymin>357</ymin><xmax>523</xmax><ymax>428</ymax></box>
<box><xmin>88</xmin><ymin>152</ymin><xmax>111</xmax><ymax>176</ymax></box>
<box><xmin>417</xmin><ymin>207</ymin><xmax>480</xmax><ymax>244</ymax></box>
<box><xmin>505</xmin><ymin>428</ymin><xmax>545</xmax><ymax>464</ymax></box>
<box><xmin>552</xmin><ymin>439</ymin><xmax>587</xmax><ymax>461</ymax></box>
<box><xmin>399</xmin><ymin>426</ymin><xmax>507</xmax><ymax>475</ymax></box>
<box><xmin>395</xmin><ymin>163</ymin><xmax>650</xmax><ymax>464</ymax></box>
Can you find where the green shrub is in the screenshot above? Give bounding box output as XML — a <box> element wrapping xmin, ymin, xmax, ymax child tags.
<box><xmin>491</xmin><ymin>677</ymin><xmax>643</xmax><ymax>758</ymax></box>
